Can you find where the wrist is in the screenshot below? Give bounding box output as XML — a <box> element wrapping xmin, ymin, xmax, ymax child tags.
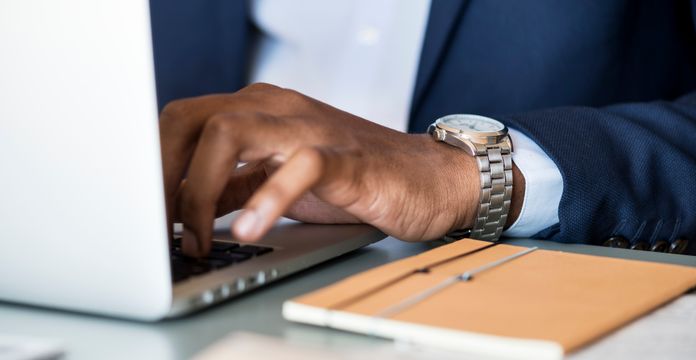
<box><xmin>425</xmin><ymin>134</ymin><xmax>525</xmax><ymax>236</ymax></box>
<box><xmin>421</xmin><ymin>134</ymin><xmax>479</xmax><ymax>233</ymax></box>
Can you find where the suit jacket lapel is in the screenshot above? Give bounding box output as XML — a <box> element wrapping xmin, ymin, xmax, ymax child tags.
<box><xmin>410</xmin><ymin>0</ymin><xmax>469</xmax><ymax>123</ymax></box>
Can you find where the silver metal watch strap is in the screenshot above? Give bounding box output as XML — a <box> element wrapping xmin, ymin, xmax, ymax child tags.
<box><xmin>470</xmin><ymin>142</ymin><xmax>513</xmax><ymax>241</ymax></box>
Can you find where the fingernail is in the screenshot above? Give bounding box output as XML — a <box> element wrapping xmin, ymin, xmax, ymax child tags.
<box><xmin>182</xmin><ymin>227</ymin><xmax>200</xmax><ymax>256</ymax></box>
<box><xmin>234</xmin><ymin>209</ymin><xmax>260</xmax><ymax>239</ymax></box>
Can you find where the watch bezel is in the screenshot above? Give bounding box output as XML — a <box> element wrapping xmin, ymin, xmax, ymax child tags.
<box><xmin>434</xmin><ymin>114</ymin><xmax>508</xmax><ymax>145</ymax></box>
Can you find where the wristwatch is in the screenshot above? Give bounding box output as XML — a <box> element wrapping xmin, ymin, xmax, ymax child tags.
<box><xmin>428</xmin><ymin>114</ymin><xmax>513</xmax><ymax>242</ymax></box>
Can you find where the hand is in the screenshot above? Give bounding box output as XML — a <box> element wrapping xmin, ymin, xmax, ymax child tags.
<box><xmin>159</xmin><ymin>83</ymin><xmax>524</xmax><ymax>257</ymax></box>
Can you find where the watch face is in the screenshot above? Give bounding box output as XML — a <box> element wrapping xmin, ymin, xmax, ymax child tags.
<box><xmin>439</xmin><ymin>114</ymin><xmax>505</xmax><ymax>133</ymax></box>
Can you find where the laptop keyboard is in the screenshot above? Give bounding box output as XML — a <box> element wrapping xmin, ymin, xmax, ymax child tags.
<box><xmin>170</xmin><ymin>237</ymin><xmax>273</xmax><ymax>283</ymax></box>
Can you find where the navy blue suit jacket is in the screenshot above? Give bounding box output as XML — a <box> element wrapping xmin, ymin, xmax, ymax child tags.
<box><xmin>150</xmin><ymin>0</ymin><xmax>696</xmax><ymax>254</ymax></box>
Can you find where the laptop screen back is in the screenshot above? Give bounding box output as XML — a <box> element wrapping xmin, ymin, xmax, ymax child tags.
<box><xmin>0</xmin><ymin>0</ymin><xmax>172</xmax><ymax>320</ymax></box>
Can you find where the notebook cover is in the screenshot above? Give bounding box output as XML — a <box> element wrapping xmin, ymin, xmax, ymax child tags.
<box><xmin>283</xmin><ymin>240</ymin><xmax>696</xmax><ymax>359</ymax></box>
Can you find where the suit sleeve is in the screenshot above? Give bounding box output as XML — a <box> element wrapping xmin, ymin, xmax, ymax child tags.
<box><xmin>499</xmin><ymin>91</ymin><xmax>696</xmax><ymax>254</ymax></box>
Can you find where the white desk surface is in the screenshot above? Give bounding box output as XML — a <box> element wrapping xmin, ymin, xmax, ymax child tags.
<box><xmin>0</xmin><ymin>237</ymin><xmax>694</xmax><ymax>360</ymax></box>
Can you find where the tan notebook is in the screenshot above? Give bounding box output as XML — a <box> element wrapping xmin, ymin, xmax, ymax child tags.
<box><xmin>283</xmin><ymin>240</ymin><xmax>696</xmax><ymax>359</ymax></box>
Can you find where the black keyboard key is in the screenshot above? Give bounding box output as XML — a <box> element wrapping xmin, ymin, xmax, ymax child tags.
<box><xmin>171</xmin><ymin>256</ymin><xmax>212</xmax><ymax>275</ymax></box>
<box><xmin>172</xmin><ymin>239</ymin><xmax>236</xmax><ymax>253</ymax></box>
<box><xmin>169</xmin><ymin>241</ymin><xmax>270</xmax><ymax>283</ymax></box>
<box><xmin>206</xmin><ymin>251</ymin><xmax>252</xmax><ymax>263</ymax></box>
<box><xmin>232</xmin><ymin>245</ymin><xmax>273</xmax><ymax>256</ymax></box>
<box><xmin>182</xmin><ymin>260</ymin><xmax>211</xmax><ymax>275</ymax></box>
<box><xmin>172</xmin><ymin>271</ymin><xmax>190</xmax><ymax>283</ymax></box>
<box><xmin>206</xmin><ymin>258</ymin><xmax>234</xmax><ymax>269</ymax></box>
<box><xmin>210</xmin><ymin>241</ymin><xmax>239</xmax><ymax>252</ymax></box>
<box><xmin>171</xmin><ymin>237</ymin><xmax>184</xmax><ymax>254</ymax></box>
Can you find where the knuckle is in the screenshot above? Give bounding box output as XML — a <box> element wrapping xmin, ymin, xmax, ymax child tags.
<box><xmin>203</xmin><ymin>113</ymin><xmax>237</xmax><ymax>137</ymax></box>
<box><xmin>160</xmin><ymin>99</ymin><xmax>190</xmax><ymax>122</ymax></box>
<box><xmin>244</xmin><ymin>82</ymin><xmax>280</xmax><ymax>92</ymax></box>
<box><xmin>281</xmin><ymin>88</ymin><xmax>306</xmax><ymax>103</ymax></box>
<box><xmin>296</xmin><ymin>146</ymin><xmax>322</xmax><ymax>163</ymax></box>
<box><xmin>201</xmin><ymin>111</ymin><xmax>269</xmax><ymax>146</ymax></box>
<box><xmin>295</xmin><ymin>147</ymin><xmax>325</xmax><ymax>175</ymax></box>
<box><xmin>159</xmin><ymin>98</ymin><xmax>205</xmax><ymax>133</ymax></box>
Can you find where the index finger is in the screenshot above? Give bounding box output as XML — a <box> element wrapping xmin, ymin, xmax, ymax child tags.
<box><xmin>177</xmin><ymin>112</ymin><xmax>298</xmax><ymax>256</ymax></box>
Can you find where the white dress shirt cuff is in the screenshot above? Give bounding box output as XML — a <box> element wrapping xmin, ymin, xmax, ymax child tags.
<box><xmin>502</xmin><ymin>128</ymin><xmax>563</xmax><ymax>237</ymax></box>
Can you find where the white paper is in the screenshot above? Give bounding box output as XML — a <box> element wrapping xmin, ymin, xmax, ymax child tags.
<box><xmin>0</xmin><ymin>334</ymin><xmax>64</xmax><ymax>360</ymax></box>
<box><xmin>192</xmin><ymin>331</ymin><xmax>464</xmax><ymax>360</ymax></box>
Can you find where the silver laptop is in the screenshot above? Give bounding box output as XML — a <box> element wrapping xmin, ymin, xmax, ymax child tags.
<box><xmin>0</xmin><ymin>0</ymin><xmax>384</xmax><ymax>320</ymax></box>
